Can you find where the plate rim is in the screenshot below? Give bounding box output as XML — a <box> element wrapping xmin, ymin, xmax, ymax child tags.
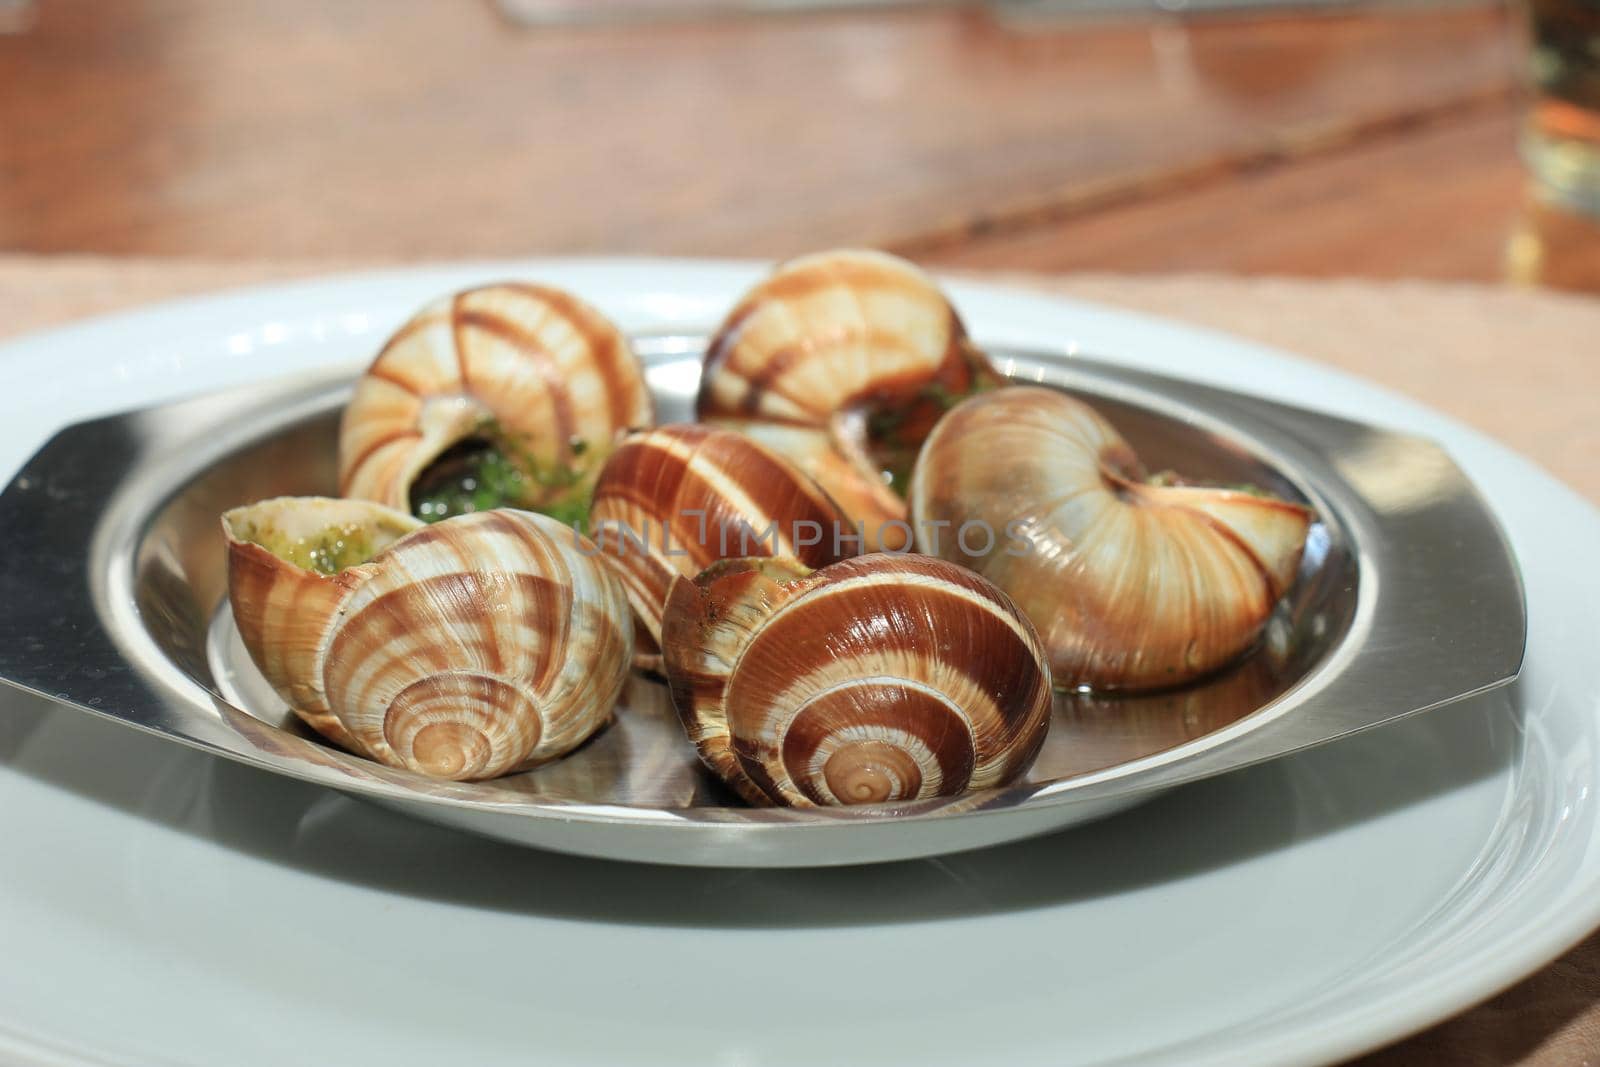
<box><xmin>0</xmin><ymin>256</ymin><xmax>1590</xmax><ymax>1067</ymax></box>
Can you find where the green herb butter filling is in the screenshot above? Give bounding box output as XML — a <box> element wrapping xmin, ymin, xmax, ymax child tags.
<box><xmin>864</xmin><ymin>377</ymin><xmax>996</xmax><ymax>497</ymax></box>
<box><xmin>243</xmin><ymin>523</ymin><xmax>375</xmax><ymax>576</ymax></box>
<box><xmin>409</xmin><ymin>422</ymin><xmax>596</xmax><ymax>527</ymax></box>
<box><xmin>236</xmin><ymin>519</ymin><xmax>392</xmax><ymax>575</ymax></box>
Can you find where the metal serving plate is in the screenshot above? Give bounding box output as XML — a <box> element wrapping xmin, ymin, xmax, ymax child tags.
<box><xmin>0</xmin><ymin>336</ymin><xmax>1525</xmax><ymax>867</ymax></box>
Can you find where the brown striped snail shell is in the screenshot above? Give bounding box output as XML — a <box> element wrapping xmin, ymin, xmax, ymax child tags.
<box><xmin>660</xmin><ymin>554</ymin><xmax>1053</xmax><ymax>807</ymax></box>
<box><xmin>907</xmin><ymin>386</ymin><xmax>1314</xmax><ymax>691</ymax></box>
<box><xmin>223</xmin><ymin>497</ymin><xmax>633</xmax><ymax>781</ymax></box>
<box><xmin>696</xmin><ymin>249</ymin><xmax>1000</xmax><ymax>551</ymax></box>
<box><xmin>588</xmin><ymin>424</ymin><xmax>856</xmax><ymax>662</ymax></box>
<box><xmin>339</xmin><ymin>283</ymin><xmax>653</xmax><ymax>524</ymax></box>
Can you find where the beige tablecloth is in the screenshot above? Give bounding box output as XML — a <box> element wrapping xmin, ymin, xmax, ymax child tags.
<box><xmin>3</xmin><ymin>256</ymin><xmax>1598</xmax><ymax>1065</ymax></box>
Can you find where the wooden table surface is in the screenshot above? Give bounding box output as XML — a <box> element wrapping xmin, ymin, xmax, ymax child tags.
<box><xmin>3</xmin><ymin>0</ymin><xmax>1598</xmax><ymax>289</ymax></box>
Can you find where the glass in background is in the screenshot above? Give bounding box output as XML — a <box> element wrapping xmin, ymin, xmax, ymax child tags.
<box><xmin>1507</xmin><ymin>191</ymin><xmax>1600</xmax><ymax>289</ymax></box>
<box><xmin>1524</xmin><ymin>0</ymin><xmax>1600</xmax><ymax>216</ymax></box>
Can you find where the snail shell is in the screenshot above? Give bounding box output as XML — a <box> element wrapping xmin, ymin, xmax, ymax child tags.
<box><xmin>907</xmin><ymin>386</ymin><xmax>1314</xmax><ymax>690</ymax></box>
<box><xmin>223</xmin><ymin>497</ymin><xmax>633</xmax><ymax>781</ymax></box>
<box><xmin>660</xmin><ymin>554</ymin><xmax>1052</xmax><ymax>807</ymax></box>
<box><xmin>339</xmin><ymin>284</ymin><xmax>653</xmax><ymax>521</ymax></box>
<box><xmin>697</xmin><ymin>249</ymin><xmax>999</xmax><ymax>551</ymax></box>
<box><xmin>588</xmin><ymin>424</ymin><xmax>856</xmax><ymax>655</ymax></box>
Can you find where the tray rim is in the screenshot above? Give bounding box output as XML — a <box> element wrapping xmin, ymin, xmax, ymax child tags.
<box><xmin>0</xmin><ymin>326</ymin><xmax>1527</xmax><ymax>861</ymax></box>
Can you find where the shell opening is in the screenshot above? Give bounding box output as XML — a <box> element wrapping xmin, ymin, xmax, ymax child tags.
<box><xmin>409</xmin><ymin>427</ymin><xmax>594</xmax><ymax>528</ymax></box>
<box><xmin>1100</xmin><ymin>446</ymin><xmax>1293</xmax><ymax>506</ymax></box>
<box><xmin>1143</xmin><ymin>468</ymin><xmax>1289</xmax><ymax>500</ymax></box>
<box><xmin>224</xmin><ymin>498</ymin><xmax>417</xmax><ymax>576</ymax></box>
<box><xmin>851</xmin><ymin>354</ymin><xmax>1000</xmax><ymax>499</ymax></box>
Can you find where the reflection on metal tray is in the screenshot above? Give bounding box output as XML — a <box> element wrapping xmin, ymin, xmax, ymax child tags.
<box><xmin>0</xmin><ymin>336</ymin><xmax>1525</xmax><ymax>867</ymax></box>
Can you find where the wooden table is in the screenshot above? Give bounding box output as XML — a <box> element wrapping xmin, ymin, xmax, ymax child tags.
<box><xmin>2</xmin><ymin>0</ymin><xmax>1597</xmax><ymax>288</ymax></box>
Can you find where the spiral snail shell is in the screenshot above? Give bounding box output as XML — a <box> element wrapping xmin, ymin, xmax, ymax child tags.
<box><xmin>339</xmin><ymin>284</ymin><xmax>653</xmax><ymax>525</ymax></box>
<box><xmin>907</xmin><ymin>386</ymin><xmax>1314</xmax><ymax>691</ymax></box>
<box><xmin>588</xmin><ymin>424</ymin><xmax>856</xmax><ymax>658</ymax></box>
<box><xmin>660</xmin><ymin>554</ymin><xmax>1053</xmax><ymax>807</ymax></box>
<box><xmin>223</xmin><ymin>497</ymin><xmax>633</xmax><ymax>781</ymax></box>
<box><xmin>697</xmin><ymin>249</ymin><xmax>1000</xmax><ymax>551</ymax></box>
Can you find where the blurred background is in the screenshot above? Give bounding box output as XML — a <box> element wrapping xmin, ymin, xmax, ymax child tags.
<box><xmin>0</xmin><ymin>0</ymin><xmax>1596</xmax><ymax>290</ymax></box>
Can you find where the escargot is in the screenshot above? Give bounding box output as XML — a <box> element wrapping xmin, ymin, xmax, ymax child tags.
<box><xmin>907</xmin><ymin>386</ymin><xmax>1314</xmax><ymax>691</ymax></box>
<box><xmin>588</xmin><ymin>424</ymin><xmax>856</xmax><ymax>657</ymax></box>
<box><xmin>697</xmin><ymin>249</ymin><xmax>1000</xmax><ymax>551</ymax></box>
<box><xmin>339</xmin><ymin>284</ymin><xmax>653</xmax><ymax>527</ymax></box>
<box><xmin>660</xmin><ymin>554</ymin><xmax>1052</xmax><ymax>807</ymax></box>
<box><xmin>223</xmin><ymin>497</ymin><xmax>633</xmax><ymax>781</ymax></box>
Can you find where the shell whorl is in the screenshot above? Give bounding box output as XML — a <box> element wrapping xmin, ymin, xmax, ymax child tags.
<box><xmin>696</xmin><ymin>250</ymin><xmax>996</xmax><ymax>551</ymax></box>
<box><xmin>224</xmin><ymin>502</ymin><xmax>632</xmax><ymax>781</ymax></box>
<box><xmin>907</xmin><ymin>386</ymin><xmax>1314</xmax><ymax>690</ymax></box>
<box><xmin>588</xmin><ymin>424</ymin><xmax>856</xmax><ymax>649</ymax></box>
<box><xmin>661</xmin><ymin>554</ymin><xmax>1052</xmax><ymax>807</ymax></box>
<box><xmin>381</xmin><ymin>673</ymin><xmax>544</xmax><ymax>780</ymax></box>
<box><xmin>338</xmin><ymin>283</ymin><xmax>653</xmax><ymax>513</ymax></box>
<box><xmin>698</xmin><ymin>250</ymin><xmax>973</xmax><ymax>423</ymax></box>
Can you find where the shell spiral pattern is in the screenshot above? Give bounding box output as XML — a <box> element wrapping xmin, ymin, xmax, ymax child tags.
<box><xmin>696</xmin><ymin>249</ymin><xmax>998</xmax><ymax>550</ymax></box>
<box><xmin>339</xmin><ymin>283</ymin><xmax>653</xmax><ymax>519</ymax></box>
<box><xmin>661</xmin><ymin>554</ymin><xmax>1053</xmax><ymax>807</ymax></box>
<box><xmin>225</xmin><ymin>499</ymin><xmax>633</xmax><ymax>781</ymax></box>
<box><xmin>588</xmin><ymin>424</ymin><xmax>856</xmax><ymax>650</ymax></box>
<box><xmin>907</xmin><ymin>386</ymin><xmax>1314</xmax><ymax>690</ymax></box>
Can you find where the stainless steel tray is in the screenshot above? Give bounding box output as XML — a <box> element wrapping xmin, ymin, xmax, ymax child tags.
<box><xmin>0</xmin><ymin>336</ymin><xmax>1525</xmax><ymax>867</ymax></box>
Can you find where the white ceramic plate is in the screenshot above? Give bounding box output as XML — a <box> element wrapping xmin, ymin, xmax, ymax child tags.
<box><xmin>0</xmin><ymin>261</ymin><xmax>1591</xmax><ymax>1067</ymax></box>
